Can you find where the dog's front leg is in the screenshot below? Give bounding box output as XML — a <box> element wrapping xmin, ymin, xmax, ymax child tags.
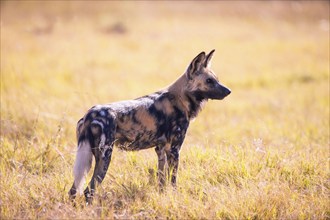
<box><xmin>166</xmin><ymin>146</ymin><xmax>181</xmax><ymax>187</ymax></box>
<box><xmin>155</xmin><ymin>145</ymin><xmax>167</xmax><ymax>190</ymax></box>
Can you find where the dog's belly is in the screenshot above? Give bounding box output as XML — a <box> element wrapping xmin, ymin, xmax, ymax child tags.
<box><xmin>114</xmin><ymin>128</ymin><xmax>160</xmax><ymax>151</ymax></box>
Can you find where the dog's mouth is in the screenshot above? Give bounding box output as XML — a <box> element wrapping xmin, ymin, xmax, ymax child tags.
<box><xmin>216</xmin><ymin>87</ymin><xmax>231</xmax><ymax>100</ymax></box>
<box><xmin>193</xmin><ymin>87</ymin><xmax>231</xmax><ymax>101</ymax></box>
<box><xmin>208</xmin><ymin>85</ymin><xmax>231</xmax><ymax>100</ymax></box>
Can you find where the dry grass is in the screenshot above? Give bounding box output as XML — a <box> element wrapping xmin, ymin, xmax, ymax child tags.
<box><xmin>1</xmin><ymin>1</ymin><xmax>329</xmax><ymax>219</ymax></box>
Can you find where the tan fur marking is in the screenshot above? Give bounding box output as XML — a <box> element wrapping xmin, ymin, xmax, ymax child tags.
<box><xmin>155</xmin><ymin>98</ymin><xmax>174</xmax><ymax>115</ymax></box>
<box><xmin>166</xmin><ymin>75</ymin><xmax>191</xmax><ymax>118</ymax></box>
<box><xmin>116</xmin><ymin>120</ymin><xmax>136</xmax><ymax>141</ymax></box>
<box><xmin>91</xmin><ymin>125</ymin><xmax>101</xmax><ymax>136</ymax></box>
<box><xmin>164</xmin><ymin>143</ymin><xmax>171</xmax><ymax>152</ymax></box>
<box><xmin>117</xmin><ymin>117</ymin><xmax>133</xmax><ymax>131</ymax></box>
<box><xmin>135</xmin><ymin>109</ymin><xmax>156</xmax><ymax>131</ymax></box>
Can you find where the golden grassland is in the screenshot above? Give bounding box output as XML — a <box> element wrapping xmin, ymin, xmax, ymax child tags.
<box><xmin>1</xmin><ymin>1</ymin><xmax>329</xmax><ymax>219</ymax></box>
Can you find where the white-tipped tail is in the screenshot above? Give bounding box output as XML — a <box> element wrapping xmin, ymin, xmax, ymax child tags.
<box><xmin>73</xmin><ymin>140</ymin><xmax>93</xmax><ymax>194</ymax></box>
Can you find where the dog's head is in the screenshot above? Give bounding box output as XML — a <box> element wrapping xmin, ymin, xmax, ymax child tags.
<box><xmin>185</xmin><ymin>50</ymin><xmax>231</xmax><ymax>101</ymax></box>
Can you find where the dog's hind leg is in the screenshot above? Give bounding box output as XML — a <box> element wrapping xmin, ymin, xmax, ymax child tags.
<box><xmin>84</xmin><ymin>117</ymin><xmax>116</xmax><ymax>204</ymax></box>
<box><xmin>84</xmin><ymin>146</ymin><xmax>113</xmax><ymax>204</ymax></box>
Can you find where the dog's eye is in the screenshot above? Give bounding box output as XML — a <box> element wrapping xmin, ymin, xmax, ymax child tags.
<box><xmin>206</xmin><ymin>78</ymin><xmax>214</xmax><ymax>84</ymax></box>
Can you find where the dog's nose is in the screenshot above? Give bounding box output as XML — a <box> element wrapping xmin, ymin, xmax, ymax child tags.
<box><xmin>223</xmin><ymin>87</ymin><xmax>231</xmax><ymax>96</ymax></box>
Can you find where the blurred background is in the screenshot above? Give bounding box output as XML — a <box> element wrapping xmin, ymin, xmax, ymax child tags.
<box><xmin>1</xmin><ymin>1</ymin><xmax>329</xmax><ymax>144</ymax></box>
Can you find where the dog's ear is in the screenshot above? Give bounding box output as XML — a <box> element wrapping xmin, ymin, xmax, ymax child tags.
<box><xmin>204</xmin><ymin>49</ymin><xmax>215</xmax><ymax>68</ymax></box>
<box><xmin>186</xmin><ymin>51</ymin><xmax>206</xmax><ymax>80</ymax></box>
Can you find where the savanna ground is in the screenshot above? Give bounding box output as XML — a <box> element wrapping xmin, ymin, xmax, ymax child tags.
<box><xmin>1</xmin><ymin>1</ymin><xmax>329</xmax><ymax>219</ymax></box>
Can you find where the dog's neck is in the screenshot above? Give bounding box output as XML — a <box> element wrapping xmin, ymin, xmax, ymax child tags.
<box><xmin>167</xmin><ymin>73</ymin><xmax>206</xmax><ymax>120</ymax></box>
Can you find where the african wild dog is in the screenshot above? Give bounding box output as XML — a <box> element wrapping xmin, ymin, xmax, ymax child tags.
<box><xmin>69</xmin><ymin>50</ymin><xmax>231</xmax><ymax>203</ymax></box>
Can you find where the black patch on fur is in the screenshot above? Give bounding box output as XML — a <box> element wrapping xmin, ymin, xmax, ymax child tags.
<box><xmin>131</xmin><ymin>112</ymin><xmax>141</xmax><ymax>125</ymax></box>
<box><xmin>78</xmin><ymin>133</ymin><xmax>86</xmax><ymax>143</ymax></box>
<box><xmin>148</xmin><ymin>104</ymin><xmax>166</xmax><ymax>123</ymax></box>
